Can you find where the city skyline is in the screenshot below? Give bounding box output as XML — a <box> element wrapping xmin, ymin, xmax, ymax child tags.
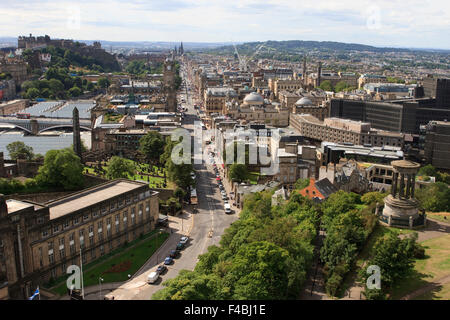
<box><xmin>1</xmin><ymin>0</ymin><xmax>450</xmax><ymax>49</ymax></box>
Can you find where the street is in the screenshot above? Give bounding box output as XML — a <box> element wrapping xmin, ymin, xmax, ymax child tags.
<box><xmin>84</xmin><ymin>62</ymin><xmax>239</xmax><ymax>300</ymax></box>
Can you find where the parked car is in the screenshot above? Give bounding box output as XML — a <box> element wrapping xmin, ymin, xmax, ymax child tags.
<box><xmin>222</xmin><ymin>193</ymin><xmax>228</xmax><ymax>200</ymax></box>
<box><xmin>180</xmin><ymin>236</ymin><xmax>189</xmax><ymax>244</ymax></box>
<box><xmin>147</xmin><ymin>271</ymin><xmax>159</xmax><ymax>284</ymax></box>
<box><xmin>156</xmin><ymin>265</ymin><xmax>167</xmax><ymax>274</ymax></box>
<box><xmin>164</xmin><ymin>257</ymin><xmax>173</xmax><ymax>265</ymax></box>
<box><xmin>176</xmin><ymin>242</ymin><xmax>185</xmax><ymax>251</ymax></box>
<box><xmin>170</xmin><ymin>250</ymin><xmax>179</xmax><ymax>258</ymax></box>
<box><xmin>224</xmin><ymin>203</ymin><xmax>232</xmax><ymax>214</ymax></box>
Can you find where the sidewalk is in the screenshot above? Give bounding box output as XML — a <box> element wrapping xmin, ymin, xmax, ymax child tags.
<box><xmin>58</xmin><ymin>210</ymin><xmax>194</xmax><ymax>300</ymax></box>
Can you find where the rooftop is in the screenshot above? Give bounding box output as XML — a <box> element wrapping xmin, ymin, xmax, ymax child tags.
<box><xmin>46</xmin><ymin>180</ymin><xmax>149</xmax><ymax>220</ymax></box>
<box><xmin>6</xmin><ymin>199</ymin><xmax>35</xmax><ymax>214</ymax></box>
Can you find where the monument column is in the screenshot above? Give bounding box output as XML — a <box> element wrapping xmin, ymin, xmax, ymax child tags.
<box><xmin>399</xmin><ymin>173</ymin><xmax>405</xmax><ymax>198</ymax></box>
<box><xmin>405</xmin><ymin>173</ymin><xmax>411</xmax><ymax>199</ymax></box>
<box><xmin>392</xmin><ymin>172</ymin><xmax>398</xmax><ymax>197</ymax></box>
<box><xmin>411</xmin><ymin>174</ymin><xmax>416</xmax><ymax>198</ymax></box>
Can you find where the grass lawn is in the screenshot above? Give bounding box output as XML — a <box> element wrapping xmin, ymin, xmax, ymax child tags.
<box><xmin>413</xmin><ymin>281</ymin><xmax>450</xmax><ymax>300</ymax></box>
<box><xmin>247</xmin><ymin>172</ymin><xmax>260</xmax><ymax>185</ymax></box>
<box><xmin>390</xmin><ymin>234</ymin><xmax>450</xmax><ymax>299</ymax></box>
<box><xmin>84</xmin><ymin>163</ymin><xmax>174</xmax><ymax>189</ymax></box>
<box><xmin>427</xmin><ymin>212</ymin><xmax>450</xmax><ymax>224</ymax></box>
<box><xmin>51</xmin><ymin>231</ymin><xmax>169</xmax><ymax>296</ymax></box>
<box><xmin>338</xmin><ymin>224</ymin><xmax>417</xmax><ymax>298</ymax></box>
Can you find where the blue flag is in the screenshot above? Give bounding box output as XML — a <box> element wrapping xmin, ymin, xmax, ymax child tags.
<box><xmin>28</xmin><ymin>287</ymin><xmax>40</xmax><ymax>300</ymax></box>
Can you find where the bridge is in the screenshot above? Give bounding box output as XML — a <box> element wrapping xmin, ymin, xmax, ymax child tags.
<box><xmin>0</xmin><ymin>117</ymin><xmax>92</xmax><ymax>135</ymax></box>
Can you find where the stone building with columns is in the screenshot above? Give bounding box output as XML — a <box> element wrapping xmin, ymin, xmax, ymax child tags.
<box><xmin>380</xmin><ymin>160</ymin><xmax>426</xmax><ymax>229</ymax></box>
<box><xmin>0</xmin><ymin>179</ymin><xmax>159</xmax><ymax>299</ymax></box>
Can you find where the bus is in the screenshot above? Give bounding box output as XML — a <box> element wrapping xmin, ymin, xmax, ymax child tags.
<box><xmin>190</xmin><ymin>188</ymin><xmax>198</xmax><ymax>205</ymax></box>
<box><xmin>16</xmin><ymin>113</ymin><xmax>31</xmax><ymax>119</ymax></box>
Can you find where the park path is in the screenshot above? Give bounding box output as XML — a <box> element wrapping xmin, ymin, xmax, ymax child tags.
<box><xmin>299</xmin><ymin>230</ymin><xmax>330</xmax><ymax>300</ymax></box>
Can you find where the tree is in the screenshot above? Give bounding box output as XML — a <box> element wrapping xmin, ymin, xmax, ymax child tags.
<box><xmin>68</xmin><ymin>86</ymin><xmax>82</xmax><ymax>97</ymax></box>
<box><xmin>294</xmin><ymin>178</ymin><xmax>310</xmax><ymax>190</ymax></box>
<box><xmin>35</xmin><ymin>148</ymin><xmax>84</xmax><ymax>190</ymax></box>
<box><xmin>25</xmin><ymin>87</ymin><xmax>40</xmax><ymax>99</ymax></box>
<box><xmin>6</xmin><ymin>141</ymin><xmax>34</xmax><ymax>160</ymax></box>
<box><xmin>362</xmin><ymin>232</ymin><xmax>418</xmax><ymax>296</ymax></box>
<box><xmin>139</xmin><ymin>131</ymin><xmax>165</xmax><ymax>165</ymax></box>
<box><xmin>225</xmin><ymin>241</ymin><xmax>290</xmax><ymax>299</ymax></box>
<box><xmin>418</xmin><ymin>164</ymin><xmax>438</xmax><ymax>177</ymax></box>
<box><xmin>415</xmin><ymin>182</ymin><xmax>450</xmax><ymax>212</ymax></box>
<box><xmin>48</xmin><ymin>78</ymin><xmax>65</xmax><ymax>95</ymax></box>
<box><xmin>174</xmin><ymin>187</ymin><xmax>186</xmax><ymax>202</ymax></box>
<box><xmin>319</xmin><ymin>80</ymin><xmax>333</xmax><ymax>91</ymax></box>
<box><xmin>228</xmin><ymin>163</ymin><xmax>248</xmax><ymax>183</ymax></box>
<box><xmin>321</xmin><ymin>191</ymin><xmax>361</xmax><ymax>228</ymax></box>
<box><xmin>105</xmin><ymin>156</ymin><xmax>136</xmax><ymax>180</ymax></box>
<box><xmin>334</xmin><ymin>81</ymin><xmax>351</xmax><ymax>93</ymax></box>
<box><xmin>98</xmin><ymin>77</ymin><xmax>110</xmax><ymax>89</ymax></box>
<box><xmin>361</xmin><ymin>191</ymin><xmax>387</xmax><ymax>205</ymax></box>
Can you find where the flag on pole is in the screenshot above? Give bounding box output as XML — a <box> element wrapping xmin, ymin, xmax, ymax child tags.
<box><xmin>28</xmin><ymin>286</ymin><xmax>40</xmax><ymax>300</ymax></box>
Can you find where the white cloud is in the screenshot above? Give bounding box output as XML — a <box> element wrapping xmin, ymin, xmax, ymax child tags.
<box><xmin>0</xmin><ymin>0</ymin><xmax>449</xmax><ymax>48</ymax></box>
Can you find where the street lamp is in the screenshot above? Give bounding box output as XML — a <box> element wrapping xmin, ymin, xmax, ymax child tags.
<box><xmin>99</xmin><ymin>277</ymin><xmax>104</xmax><ymax>300</ymax></box>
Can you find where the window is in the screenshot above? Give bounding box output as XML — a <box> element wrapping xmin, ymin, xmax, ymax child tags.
<box><xmin>110</xmin><ymin>201</ymin><xmax>116</xmax><ymax>211</ymax></box>
<box><xmin>74</xmin><ymin>217</ymin><xmax>80</xmax><ymax>225</ymax></box>
<box><xmin>53</xmin><ymin>225</ymin><xmax>60</xmax><ymax>233</ymax></box>
<box><xmin>101</xmin><ymin>205</ymin><xmax>108</xmax><ymax>215</ymax></box>
<box><xmin>38</xmin><ymin>247</ymin><xmax>43</xmax><ymax>268</ymax></box>
<box><xmin>42</xmin><ymin>229</ymin><xmax>49</xmax><ymax>238</ymax></box>
<box><xmin>126</xmin><ymin>195</ymin><xmax>132</xmax><ymax>204</ymax></box>
<box><xmin>118</xmin><ymin>198</ymin><xmax>124</xmax><ymax>207</ymax></box>
<box><xmin>37</xmin><ymin>217</ymin><xmax>44</xmax><ymax>225</ymax></box>
<box><xmin>146</xmin><ymin>201</ymin><xmax>150</xmax><ymax>213</ymax></box>
<box><xmin>83</xmin><ymin>213</ymin><xmax>90</xmax><ymax>221</ymax></box>
<box><xmin>48</xmin><ymin>252</ymin><xmax>54</xmax><ymax>264</ymax></box>
<box><xmin>93</xmin><ymin>209</ymin><xmax>99</xmax><ymax>218</ymax></box>
<box><xmin>63</xmin><ymin>220</ymin><xmax>70</xmax><ymax>229</ymax></box>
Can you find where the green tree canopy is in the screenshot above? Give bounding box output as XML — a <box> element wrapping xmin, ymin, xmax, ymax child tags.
<box><xmin>68</xmin><ymin>86</ymin><xmax>82</xmax><ymax>97</ymax></box>
<box><xmin>98</xmin><ymin>77</ymin><xmax>111</xmax><ymax>89</ymax></box>
<box><xmin>319</xmin><ymin>80</ymin><xmax>333</xmax><ymax>91</ymax></box>
<box><xmin>105</xmin><ymin>156</ymin><xmax>136</xmax><ymax>180</ymax></box>
<box><xmin>228</xmin><ymin>163</ymin><xmax>248</xmax><ymax>183</ymax></box>
<box><xmin>416</xmin><ymin>182</ymin><xmax>450</xmax><ymax>212</ymax></box>
<box><xmin>35</xmin><ymin>148</ymin><xmax>84</xmax><ymax>190</ymax></box>
<box><xmin>6</xmin><ymin>141</ymin><xmax>34</xmax><ymax>160</ymax></box>
<box><xmin>362</xmin><ymin>232</ymin><xmax>418</xmax><ymax>295</ymax></box>
<box><xmin>139</xmin><ymin>131</ymin><xmax>165</xmax><ymax>165</ymax></box>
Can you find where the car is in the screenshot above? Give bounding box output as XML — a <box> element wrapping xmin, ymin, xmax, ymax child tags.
<box><xmin>156</xmin><ymin>265</ymin><xmax>167</xmax><ymax>274</ymax></box>
<box><xmin>180</xmin><ymin>236</ymin><xmax>189</xmax><ymax>244</ymax></box>
<box><xmin>147</xmin><ymin>271</ymin><xmax>159</xmax><ymax>284</ymax></box>
<box><xmin>224</xmin><ymin>203</ymin><xmax>232</xmax><ymax>214</ymax></box>
<box><xmin>164</xmin><ymin>257</ymin><xmax>173</xmax><ymax>265</ymax></box>
<box><xmin>170</xmin><ymin>250</ymin><xmax>179</xmax><ymax>258</ymax></box>
<box><xmin>222</xmin><ymin>194</ymin><xmax>228</xmax><ymax>200</ymax></box>
<box><xmin>176</xmin><ymin>242</ymin><xmax>185</xmax><ymax>251</ymax></box>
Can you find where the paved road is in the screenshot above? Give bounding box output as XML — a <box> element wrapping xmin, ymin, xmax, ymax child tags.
<box><xmin>85</xmin><ymin>62</ymin><xmax>239</xmax><ymax>300</ymax></box>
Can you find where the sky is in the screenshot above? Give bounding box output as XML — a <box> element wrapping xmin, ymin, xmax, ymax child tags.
<box><xmin>1</xmin><ymin>0</ymin><xmax>450</xmax><ymax>49</ymax></box>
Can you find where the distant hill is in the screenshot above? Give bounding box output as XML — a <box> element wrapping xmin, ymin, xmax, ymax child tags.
<box><xmin>206</xmin><ymin>40</ymin><xmax>416</xmax><ymax>55</ymax></box>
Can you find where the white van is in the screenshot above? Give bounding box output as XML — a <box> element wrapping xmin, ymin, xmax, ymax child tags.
<box><xmin>224</xmin><ymin>203</ymin><xmax>231</xmax><ymax>214</ymax></box>
<box><xmin>147</xmin><ymin>271</ymin><xmax>159</xmax><ymax>284</ymax></box>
